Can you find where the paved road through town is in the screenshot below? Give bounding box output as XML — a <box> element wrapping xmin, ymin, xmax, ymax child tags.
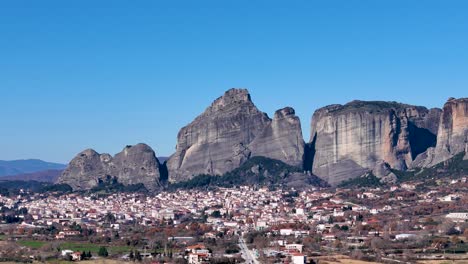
<box><xmin>238</xmin><ymin>237</ymin><xmax>259</xmax><ymax>264</ymax></box>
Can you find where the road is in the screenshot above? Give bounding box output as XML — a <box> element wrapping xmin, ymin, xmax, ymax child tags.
<box><xmin>238</xmin><ymin>237</ymin><xmax>259</xmax><ymax>264</ymax></box>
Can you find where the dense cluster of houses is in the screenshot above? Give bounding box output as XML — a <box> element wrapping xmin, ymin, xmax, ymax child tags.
<box><xmin>0</xmin><ymin>176</ymin><xmax>466</xmax><ymax>263</ymax></box>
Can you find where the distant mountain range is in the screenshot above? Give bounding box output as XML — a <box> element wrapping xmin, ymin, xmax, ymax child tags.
<box><xmin>0</xmin><ymin>159</ymin><xmax>66</xmax><ymax>177</ymax></box>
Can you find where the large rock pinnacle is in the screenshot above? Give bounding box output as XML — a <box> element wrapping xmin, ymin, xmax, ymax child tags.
<box><xmin>167</xmin><ymin>89</ymin><xmax>305</xmax><ymax>182</ymax></box>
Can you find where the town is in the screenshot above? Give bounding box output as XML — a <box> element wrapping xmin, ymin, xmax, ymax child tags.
<box><xmin>0</xmin><ymin>176</ymin><xmax>467</xmax><ymax>264</ymax></box>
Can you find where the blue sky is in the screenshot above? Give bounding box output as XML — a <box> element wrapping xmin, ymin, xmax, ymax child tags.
<box><xmin>1</xmin><ymin>1</ymin><xmax>467</xmax><ymax>163</ymax></box>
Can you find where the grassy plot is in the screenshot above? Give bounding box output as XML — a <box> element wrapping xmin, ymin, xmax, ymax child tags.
<box><xmin>60</xmin><ymin>242</ymin><xmax>131</xmax><ymax>254</ymax></box>
<box><xmin>18</xmin><ymin>240</ymin><xmax>47</xmax><ymax>249</ymax></box>
<box><xmin>18</xmin><ymin>240</ymin><xmax>131</xmax><ymax>254</ymax></box>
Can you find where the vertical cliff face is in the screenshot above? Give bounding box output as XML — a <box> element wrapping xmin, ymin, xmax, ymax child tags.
<box><xmin>249</xmin><ymin>107</ymin><xmax>305</xmax><ymax>167</ymax></box>
<box><xmin>167</xmin><ymin>89</ymin><xmax>305</xmax><ymax>182</ymax></box>
<box><xmin>166</xmin><ymin>89</ymin><xmax>270</xmax><ymax>182</ymax></box>
<box><xmin>57</xmin><ymin>143</ymin><xmax>162</xmax><ymax>190</ymax></box>
<box><xmin>308</xmin><ymin>101</ymin><xmax>440</xmax><ymax>185</ymax></box>
<box><xmin>417</xmin><ymin>98</ymin><xmax>468</xmax><ymax>166</ymax></box>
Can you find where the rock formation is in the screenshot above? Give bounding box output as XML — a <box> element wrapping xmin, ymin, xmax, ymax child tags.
<box><xmin>308</xmin><ymin>100</ymin><xmax>441</xmax><ymax>185</ymax></box>
<box><xmin>414</xmin><ymin>97</ymin><xmax>468</xmax><ymax>166</ymax></box>
<box><xmin>249</xmin><ymin>107</ymin><xmax>305</xmax><ymax>167</ymax></box>
<box><xmin>58</xmin><ymin>90</ymin><xmax>466</xmax><ymax>188</ymax></box>
<box><xmin>57</xmin><ymin>143</ymin><xmax>162</xmax><ymax>190</ymax></box>
<box><xmin>167</xmin><ymin>89</ymin><xmax>305</xmax><ymax>182</ymax></box>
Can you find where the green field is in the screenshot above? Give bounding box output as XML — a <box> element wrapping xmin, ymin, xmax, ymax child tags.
<box><xmin>0</xmin><ymin>235</ymin><xmax>5</xmax><ymax>240</ymax></box>
<box><xmin>18</xmin><ymin>240</ymin><xmax>47</xmax><ymax>249</ymax></box>
<box><xmin>18</xmin><ymin>240</ymin><xmax>131</xmax><ymax>254</ymax></box>
<box><xmin>60</xmin><ymin>242</ymin><xmax>131</xmax><ymax>254</ymax></box>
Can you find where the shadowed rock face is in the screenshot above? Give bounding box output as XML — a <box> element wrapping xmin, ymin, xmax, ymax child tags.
<box><xmin>250</xmin><ymin>107</ymin><xmax>305</xmax><ymax>167</ymax></box>
<box><xmin>57</xmin><ymin>143</ymin><xmax>162</xmax><ymax>190</ymax></box>
<box><xmin>167</xmin><ymin>89</ymin><xmax>305</xmax><ymax>182</ymax></box>
<box><xmin>414</xmin><ymin>98</ymin><xmax>468</xmax><ymax>166</ymax></box>
<box><xmin>308</xmin><ymin>100</ymin><xmax>441</xmax><ymax>186</ymax></box>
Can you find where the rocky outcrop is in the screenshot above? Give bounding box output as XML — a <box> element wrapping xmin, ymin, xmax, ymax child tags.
<box><xmin>249</xmin><ymin>107</ymin><xmax>305</xmax><ymax>167</ymax></box>
<box><xmin>166</xmin><ymin>89</ymin><xmax>270</xmax><ymax>182</ymax></box>
<box><xmin>57</xmin><ymin>143</ymin><xmax>162</xmax><ymax>190</ymax></box>
<box><xmin>308</xmin><ymin>100</ymin><xmax>441</xmax><ymax>186</ymax></box>
<box><xmin>167</xmin><ymin>89</ymin><xmax>305</xmax><ymax>182</ymax></box>
<box><xmin>415</xmin><ymin>98</ymin><xmax>468</xmax><ymax>166</ymax></box>
<box><xmin>373</xmin><ymin>160</ymin><xmax>397</xmax><ymax>184</ymax></box>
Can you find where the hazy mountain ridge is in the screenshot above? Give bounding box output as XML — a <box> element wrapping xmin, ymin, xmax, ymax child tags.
<box><xmin>0</xmin><ymin>159</ymin><xmax>66</xmax><ymax>177</ymax></box>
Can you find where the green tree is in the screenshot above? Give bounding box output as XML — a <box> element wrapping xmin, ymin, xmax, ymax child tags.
<box><xmin>211</xmin><ymin>210</ymin><xmax>222</xmax><ymax>218</ymax></box>
<box><xmin>98</xmin><ymin>246</ymin><xmax>109</xmax><ymax>257</ymax></box>
<box><xmin>135</xmin><ymin>250</ymin><xmax>142</xmax><ymax>261</ymax></box>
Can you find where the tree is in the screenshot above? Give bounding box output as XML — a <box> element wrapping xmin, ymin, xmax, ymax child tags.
<box><xmin>439</xmin><ymin>220</ymin><xmax>457</xmax><ymax>235</ymax></box>
<box><xmin>98</xmin><ymin>246</ymin><xmax>109</xmax><ymax>257</ymax></box>
<box><xmin>211</xmin><ymin>210</ymin><xmax>222</xmax><ymax>218</ymax></box>
<box><xmin>135</xmin><ymin>250</ymin><xmax>142</xmax><ymax>261</ymax></box>
<box><xmin>104</xmin><ymin>213</ymin><xmax>116</xmax><ymax>224</ymax></box>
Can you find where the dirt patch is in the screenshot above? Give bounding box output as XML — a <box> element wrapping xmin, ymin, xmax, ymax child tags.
<box><xmin>315</xmin><ymin>255</ymin><xmax>381</xmax><ymax>264</ymax></box>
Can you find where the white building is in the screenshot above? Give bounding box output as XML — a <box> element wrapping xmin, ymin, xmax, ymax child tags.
<box><xmin>291</xmin><ymin>253</ymin><xmax>306</xmax><ymax>264</ymax></box>
<box><xmin>395</xmin><ymin>234</ymin><xmax>417</xmax><ymax>240</ymax></box>
<box><xmin>446</xmin><ymin>212</ymin><xmax>468</xmax><ymax>222</ymax></box>
<box><xmin>280</xmin><ymin>229</ymin><xmax>293</xmax><ymax>236</ymax></box>
<box><xmin>285</xmin><ymin>243</ymin><xmax>303</xmax><ymax>253</ymax></box>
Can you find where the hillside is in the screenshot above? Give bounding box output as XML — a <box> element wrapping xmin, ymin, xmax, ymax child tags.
<box><xmin>170</xmin><ymin>156</ymin><xmax>328</xmax><ymax>190</ymax></box>
<box><xmin>338</xmin><ymin>152</ymin><xmax>468</xmax><ymax>188</ymax></box>
<box><xmin>0</xmin><ymin>159</ymin><xmax>65</xmax><ymax>177</ymax></box>
<box><xmin>0</xmin><ymin>169</ymin><xmax>62</xmax><ymax>182</ymax></box>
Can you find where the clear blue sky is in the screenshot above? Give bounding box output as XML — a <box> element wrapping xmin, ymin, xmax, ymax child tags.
<box><xmin>1</xmin><ymin>1</ymin><xmax>467</xmax><ymax>163</ymax></box>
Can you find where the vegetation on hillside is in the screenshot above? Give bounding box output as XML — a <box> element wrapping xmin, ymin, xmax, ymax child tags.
<box><xmin>338</xmin><ymin>173</ymin><xmax>383</xmax><ymax>188</ymax></box>
<box><xmin>329</xmin><ymin>100</ymin><xmax>416</xmax><ymax>114</ymax></box>
<box><xmin>339</xmin><ymin>152</ymin><xmax>467</xmax><ymax>188</ymax></box>
<box><xmin>0</xmin><ymin>180</ymin><xmax>72</xmax><ymax>196</ymax></box>
<box><xmin>88</xmin><ymin>176</ymin><xmax>149</xmax><ymax>194</ymax></box>
<box><xmin>392</xmin><ymin>151</ymin><xmax>467</xmax><ymax>183</ymax></box>
<box><xmin>169</xmin><ymin>156</ymin><xmax>327</xmax><ymax>190</ymax></box>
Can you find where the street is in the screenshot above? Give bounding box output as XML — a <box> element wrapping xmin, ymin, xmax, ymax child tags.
<box><xmin>238</xmin><ymin>237</ymin><xmax>259</xmax><ymax>264</ymax></box>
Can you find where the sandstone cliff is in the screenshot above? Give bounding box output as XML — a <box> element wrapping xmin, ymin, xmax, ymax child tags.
<box><xmin>167</xmin><ymin>89</ymin><xmax>305</xmax><ymax>182</ymax></box>
<box><xmin>249</xmin><ymin>107</ymin><xmax>305</xmax><ymax>167</ymax></box>
<box><xmin>57</xmin><ymin>143</ymin><xmax>162</xmax><ymax>190</ymax></box>
<box><xmin>308</xmin><ymin>100</ymin><xmax>441</xmax><ymax>185</ymax></box>
<box><xmin>414</xmin><ymin>97</ymin><xmax>468</xmax><ymax>167</ymax></box>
